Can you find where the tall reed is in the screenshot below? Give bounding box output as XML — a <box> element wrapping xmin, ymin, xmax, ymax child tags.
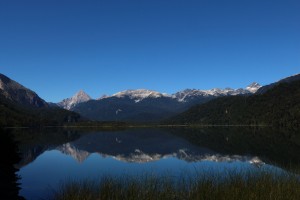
<box><xmin>51</xmin><ymin>170</ymin><xmax>300</xmax><ymax>200</ymax></box>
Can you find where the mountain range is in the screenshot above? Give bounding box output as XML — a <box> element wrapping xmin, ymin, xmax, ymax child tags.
<box><xmin>168</xmin><ymin>73</ymin><xmax>300</xmax><ymax>127</ymax></box>
<box><xmin>57</xmin><ymin>83</ymin><xmax>261</xmax><ymax>122</ymax></box>
<box><xmin>1</xmin><ymin>71</ymin><xmax>300</xmax><ymax>127</ymax></box>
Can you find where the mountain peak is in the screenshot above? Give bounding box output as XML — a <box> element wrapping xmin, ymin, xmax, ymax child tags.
<box><xmin>247</xmin><ymin>82</ymin><xmax>261</xmax><ymax>88</ymax></box>
<box><xmin>57</xmin><ymin>90</ymin><xmax>92</xmax><ymax>110</ymax></box>
<box><xmin>246</xmin><ymin>82</ymin><xmax>261</xmax><ymax>93</ymax></box>
<box><xmin>73</xmin><ymin>90</ymin><xmax>91</xmax><ymax>100</ymax></box>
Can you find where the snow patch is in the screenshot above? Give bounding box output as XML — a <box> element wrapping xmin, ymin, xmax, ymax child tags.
<box><xmin>111</xmin><ymin>89</ymin><xmax>171</xmax><ymax>103</ymax></box>
<box><xmin>173</xmin><ymin>87</ymin><xmax>251</xmax><ymax>102</ymax></box>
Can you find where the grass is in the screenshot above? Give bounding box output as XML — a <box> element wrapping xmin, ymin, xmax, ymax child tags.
<box><xmin>50</xmin><ymin>170</ymin><xmax>300</xmax><ymax>200</ymax></box>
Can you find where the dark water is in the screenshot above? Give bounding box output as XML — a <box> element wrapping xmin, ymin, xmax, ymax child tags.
<box><xmin>0</xmin><ymin>129</ymin><xmax>24</xmax><ymax>200</ymax></box>
<box><xmin>8</xmin><ymin>127</ymin><xmax>300</xmax><ymax>199</ymax></box>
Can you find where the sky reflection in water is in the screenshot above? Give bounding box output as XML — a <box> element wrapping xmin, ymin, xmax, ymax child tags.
<box><xmin>16</xmin><ymin>128</ymin><xmax>286</xmax><ymax>200</ymax></box>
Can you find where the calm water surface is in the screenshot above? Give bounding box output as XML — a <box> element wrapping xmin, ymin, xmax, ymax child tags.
<box><xmin>13</xmin><ymin>127</ymin><xmax>300</xmax><ymax>199</ymax></box>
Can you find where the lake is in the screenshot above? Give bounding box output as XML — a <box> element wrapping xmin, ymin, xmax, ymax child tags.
<box><xmin>9</xmin><ymin>127</ymin><xmax>300</xmax><ymax>199</ymax></box>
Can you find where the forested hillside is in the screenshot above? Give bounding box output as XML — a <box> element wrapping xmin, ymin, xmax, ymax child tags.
<box><xmin>0</xmin><ymin>95</ymin><xmax>80</xmax><ymax>127</ymax></box>
<box><xmin>168</xmin><ymin>80</ymin><xmax>300</xmax><ymax>127</ymax></box>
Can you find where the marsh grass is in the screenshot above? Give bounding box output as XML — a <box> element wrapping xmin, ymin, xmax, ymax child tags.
<box><xmin>51</xmin><ymin>170</ymin><xmax>300</xmax><ymax>200</ymax></box>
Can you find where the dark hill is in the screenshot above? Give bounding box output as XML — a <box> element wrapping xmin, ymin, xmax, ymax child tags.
<box><xmin>0</xmin><ymin>73</ymin><xmax>80</xmax><ymax>127</ymax></box>
<box><xmin>257</xmin><ymin>73</ymin><xmax>300</xmax><ymax>94</ymax></box>
<box><xmin>167</xmin><ymin>78</ymin><xmax>300</xmax><ymax>127</ymax></box>
<box><xmin>0</xmin><ymin>73</ymin><xmax>48</xmax><ymax>108</ymax></box>
<box><xmin>72</xmin><ymin>96</ymin><xmax>184</xmax><ymax>123</ymax></box>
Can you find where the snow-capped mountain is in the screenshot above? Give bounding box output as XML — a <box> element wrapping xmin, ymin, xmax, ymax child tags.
<box><xmin>98</xmin><ymin>83</ymin><xmax>260</xmax><ymax>104</ymax></box>
<box><xmin>57</xmin><ymin>90</ymin><xmax>92</xmax><ymax>110</ymax></box>
<box><xmin>246</xmin><ymin>82</ymin><xmax>261</xmax><ymax>93</ymax></box>
<box><xmin>59</xmin><ymin>83</ymin><xmax>262</xmax><ymax>122</ymax></box>
<box><xmin>173</xmin><ymin>88</ymin><xmax>248</xmax><ymax>102</ymax></box>
<box><xmin>104</xmin><ymin>89</ymin><xmax>171</xmax><ymax>103</ymax></box>
<box><xmin>172</xmin><ymin>83</ymin><xmax>261</xmax><ymax>102</ymax></box>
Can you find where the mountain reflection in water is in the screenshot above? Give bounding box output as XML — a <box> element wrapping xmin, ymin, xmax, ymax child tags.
<box><xmin>13</xmin><ymin>127</ymin><xmax>300</xmax><ymax>200</ymax></box>
<box><xmin>16</xmin><ymin>129</ymin><xmax>265</xmax><ymax>167</ymax></box>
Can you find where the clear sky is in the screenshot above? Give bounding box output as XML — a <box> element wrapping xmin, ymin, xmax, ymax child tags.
<box><xmin>0</xmin><ymin>0</ymin><xmax>299</xmax><ymax>102</ymax></box>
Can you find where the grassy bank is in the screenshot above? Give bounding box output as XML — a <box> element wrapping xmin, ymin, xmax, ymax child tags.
<box><xmin>51</xmin><ymin>171</ymin><xmax>300</xmax><ymax>200</ymax></box>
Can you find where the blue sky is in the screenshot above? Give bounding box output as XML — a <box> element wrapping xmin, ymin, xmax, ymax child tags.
<box><xmin>0</xmin><ymin>0</ymin><xmax>299</xmax><ymax>102</ymax></box>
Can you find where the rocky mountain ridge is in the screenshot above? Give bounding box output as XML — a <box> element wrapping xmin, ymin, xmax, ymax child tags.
<box><xmin>0</xmin><ymin>73</ymin><xmax>48</xmax><ymax>108</ymax></box>
<box><xmin>57</xmin><ymin>83</ymin><xmax>261</xmax><ymax>117</ymax></box>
